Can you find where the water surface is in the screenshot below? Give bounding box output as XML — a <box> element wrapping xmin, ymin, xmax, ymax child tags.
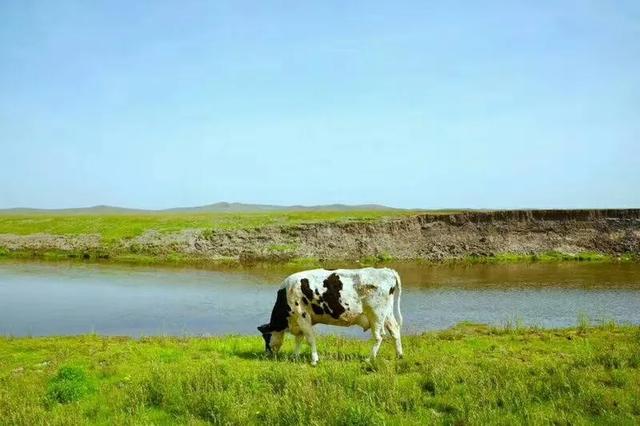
<box><xmin>0</xmin><ymin>261</ymin><xmax>639</xmax><ymax>336</ymax></box>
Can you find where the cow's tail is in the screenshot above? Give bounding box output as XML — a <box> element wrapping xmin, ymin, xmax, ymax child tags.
<box><xmin>392</xmin><ymin>270</ymin><xmax>403</xmax><ymax>328</ymax></box>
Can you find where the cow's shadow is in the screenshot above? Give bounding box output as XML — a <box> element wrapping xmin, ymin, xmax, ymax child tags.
<box><xmin>230</xmin><ymin>349</ymin><xmax>369</xmax><ymax>363</ymax></box>
<box><xmin>231</xmin><ymin>350</ymin><xmax>309</xmax><ymax>362</ymax></box>
<box><xmin>231</xmin><ymin>349</ymin><xmax>270</xmax><ymax>361</ymax></box>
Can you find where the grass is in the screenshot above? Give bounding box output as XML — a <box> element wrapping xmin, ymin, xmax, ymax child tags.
<box><xmin>0</xmin><ymin>211</ymin><xmax>416</xmax><ymax>242</ymax></box>
<box><xmin>45</xmin><ymin>366</ymin><xmax>95</xmax><ymax>405</ymax></box>
<box><xmin>463</xmin><ymin>251</ymin><xmax>637</xmax><ymax>264</ymax></box>
<box><xmin>1</xmin><ymin>324</ymin><xmax>639</xmax><ymax>425</ymax></box>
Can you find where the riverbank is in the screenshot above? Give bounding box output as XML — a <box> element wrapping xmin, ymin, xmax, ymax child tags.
<box><xmin>1</xmin><ymin>324</ymin><xmax>638</xmax><ymax>424</ymax></box>
<box><xmin>1</xmin><ymin>209</ymin><xmax>639</xmax><ymax>267</ymax></box>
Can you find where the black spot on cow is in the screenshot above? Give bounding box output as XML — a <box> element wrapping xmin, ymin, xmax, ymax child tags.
<box><xmin>300</xmin><ymin>278</ymin><xmax>314</xmax><ymax>301</ymax></box>
<box><xmin>322</xmin><ymin>273</ymin><xmax>346</xmax><ymax>319</ymax></box>
<box><xmin>302</xmin><ymin>312</ymin><xmax>307</xmax><ymax>318</ymax></box>
<box><xmin>295</xmin><ymin>301</ymin><xmax>299</xmax><ymax>306</ymax></box>
<box><xmin>302</xmin><ymin>297</ymin><xmax>309</xmax><ymax>305</ymax></box>
<box><xmin>314</xmin><ymin>289</ymin><xmax>320</xmax><ymax>296</ymax></box>
<box><xmin>311</xmin><ymin>304</ymin><xmax>324</xmax><ymax>315</ymax></box>
<box><xmin>257</xmin><ymin>323</ymin><xmax>272</xmax><ymax>352</ymax></box>
<box><xmin>268</xmin><ymin>288</ymin><xmax>291</xmax><ymax>332</ymax></box>
<box><xmin>390</xmin><ymin>276</ymin><xmax>399</xmax><ymax>294</ymax></box>
<box><xmin>262</xmin><ymin>330</ymin><xmax>272</xmax><ymax>352</ymax></box>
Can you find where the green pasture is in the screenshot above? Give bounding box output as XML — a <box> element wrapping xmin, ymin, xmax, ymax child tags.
<box><xmin>0</xmin><ymin>211</ymin><xmax>417</xmax><ymax>242</ymax></box>
<box><xmin>1</xmin><ymin>323</ymin><xmax>639</xmax><ymax>425</ymax></box>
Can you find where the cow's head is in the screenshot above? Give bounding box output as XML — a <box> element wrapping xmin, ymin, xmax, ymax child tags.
<box><xmin>257</xmin><ymin>323</ymin><xmax>284</xmax><ymax>354</ymax></box>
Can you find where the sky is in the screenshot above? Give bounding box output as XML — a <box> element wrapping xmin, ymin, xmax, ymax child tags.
<box><xmin>1</xmin><ymin>1</ymin><xmax>639</xmax><ymax>210</ymax></box>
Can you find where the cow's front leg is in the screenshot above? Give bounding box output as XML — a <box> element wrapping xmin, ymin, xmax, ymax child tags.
<box><xmin>293</xmin><ymin>334</ymin><xmax>304</xmax><ymax>358</ymax></box>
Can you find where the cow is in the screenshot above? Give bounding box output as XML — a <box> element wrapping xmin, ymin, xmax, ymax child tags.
<box><xmin>257</xmin><ymin>267</ymin><xmax>403</xmax><ymax>365</ymax></box>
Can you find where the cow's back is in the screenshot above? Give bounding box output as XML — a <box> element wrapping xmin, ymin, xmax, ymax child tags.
<box><xmin>281</xmin><ymin>267</ymin><xmax>398</xmax><ymax>328</ymax></box>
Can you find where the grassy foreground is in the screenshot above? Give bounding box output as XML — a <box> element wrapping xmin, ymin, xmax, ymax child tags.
<box><xmin>1</xmin><ymin>324</ymin><xmax>639</xmax><ymax>425</ymax></box>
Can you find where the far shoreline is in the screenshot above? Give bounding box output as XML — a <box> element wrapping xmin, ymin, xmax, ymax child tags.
<box><xmin>0</xmin><ymin>249</ymin><xmax>637</xmax><ymax>274</ymax></box>
<box><xmin>1</xmin><ymin>208</ymin><xmax>639</xmax><ymax>269</ymax></box>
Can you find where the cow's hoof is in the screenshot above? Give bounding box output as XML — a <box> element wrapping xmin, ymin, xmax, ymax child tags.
<box><xmin>310</xmin><ymin>361</ymin><xmax>318</xmax><ymax>367</ymax></box>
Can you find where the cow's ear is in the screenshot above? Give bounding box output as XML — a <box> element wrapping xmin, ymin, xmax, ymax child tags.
<box><xmin>258</xmin><ymin>323</ymin><xmax>271</xmax><ymax>333</ymax></box>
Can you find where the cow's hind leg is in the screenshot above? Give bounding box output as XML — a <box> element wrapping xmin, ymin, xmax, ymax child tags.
<box><xmin>366</xmin><ymin>312</ymin><xmax>384</xmax><ymax>361</ymax></box>
<box><xmin>385</xmin><ymin>315</ymin><xmax>403</xmax><ymax>359</ymax></box>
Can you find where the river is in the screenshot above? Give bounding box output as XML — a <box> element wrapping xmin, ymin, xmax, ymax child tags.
<box><xmin>1</xmin><ymin>261</ymin><xmax>639</xmax><ymax>337</ymax></box>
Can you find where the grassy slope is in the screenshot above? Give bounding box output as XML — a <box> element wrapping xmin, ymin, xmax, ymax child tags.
<box><xmin>0</xmin><ymin>211</ymin><xmax>418</xmax><ymax>241</ymax></box>
<box><xmin>0</xmin><ymin>211</ymin><xmax>636</xmax><ymax>266</ymax></box>
<box><xmin>1</xmin><ymin>324</ymin><xmax>639</xmax><ymax>425</ymax></box>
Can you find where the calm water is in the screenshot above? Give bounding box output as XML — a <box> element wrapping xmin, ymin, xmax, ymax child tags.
<box><xmin>0</xmin><ymin>261</ymin><xmax>639</xmax><ymax>337</ymax></box>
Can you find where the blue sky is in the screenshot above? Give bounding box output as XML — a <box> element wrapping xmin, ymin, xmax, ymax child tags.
<box><xmin>1</xmin><ymin>1</ymin><xmax>638</xmax><ymax>209</ymax></box>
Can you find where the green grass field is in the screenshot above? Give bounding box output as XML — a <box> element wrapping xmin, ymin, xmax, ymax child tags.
<box><xmin>1</xmin><ymin>324</ymin><xmax>639</xmax><ymax>425</ymax></box>
<box><xmin>0</xmin><ymin>211</ymin><xmax>417</xmax><ymax>242</ymax></box>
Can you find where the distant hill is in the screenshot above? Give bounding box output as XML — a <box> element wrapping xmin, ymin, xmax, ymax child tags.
<box><xmin>164</xmin><ymin>202</ymin><xmax>404</xmax><ymax>213</ymax></box>
<box><xmin>0</xmin><ymin>202</ymin><xmax>407</xmax><ymax>215</ymax></box>
<box><xmin>0</xmin><ymin>205</ymin><xmax>149</xmax><ymax>215</ymax></box>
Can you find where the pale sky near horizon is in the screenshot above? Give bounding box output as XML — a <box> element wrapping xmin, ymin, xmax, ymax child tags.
<box><xmin>1</xmin><ymin>1</ymin><xmax>639</xmax><ymax>210</ymax></box>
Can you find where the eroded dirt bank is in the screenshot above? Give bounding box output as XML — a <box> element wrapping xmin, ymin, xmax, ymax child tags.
<box><xmin>1</xmin><ymin>209</ymin><xmax>639</xmax><ymax>262</ymax></box>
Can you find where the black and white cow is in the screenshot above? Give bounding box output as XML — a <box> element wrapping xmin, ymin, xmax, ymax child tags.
<box><xmin>258</xmin><ymin>267</ymin><xmax>403</xmax><ymax>365</ymax></box>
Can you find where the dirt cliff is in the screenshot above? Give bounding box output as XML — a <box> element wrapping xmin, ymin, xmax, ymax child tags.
<box><xmin>1</xmin><ymin>209</ymin><xmax>639</xmax><ymax>262</ymax></box>
<box><xmin>187</xmin><ymin>209</ymin><xmax>640</xmax><ymax>261</ymax></box>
